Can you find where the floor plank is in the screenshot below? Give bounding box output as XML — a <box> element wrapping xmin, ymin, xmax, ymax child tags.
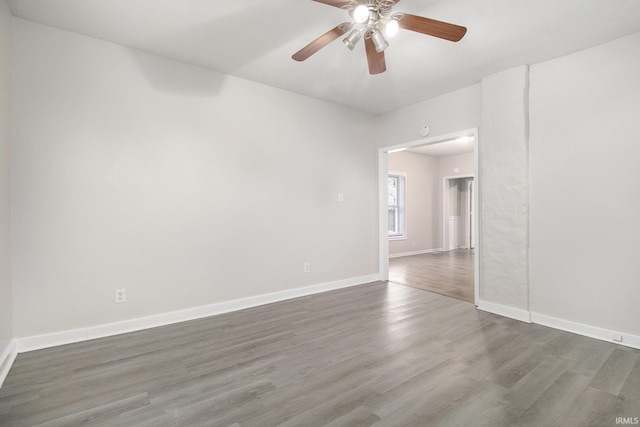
<box><xmin>1</xmin><ymin>281</ymin><xmax>638</xmax><ymax>426</ymax></box>
<box><xmin>389</xmin><ymin>249</ymin><xmax>474</xmax><ymax>302</ymax></box>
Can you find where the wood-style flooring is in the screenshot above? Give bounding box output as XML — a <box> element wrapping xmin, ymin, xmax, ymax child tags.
<box><xmin>389</xmin><ymin>249</ymin><xmax>474</xmax><ymax>303</ymax></box>
<box><xmin>1</xmin><ymin>282</ymin><xmax>639</xmax><ymax>426</ymax></box>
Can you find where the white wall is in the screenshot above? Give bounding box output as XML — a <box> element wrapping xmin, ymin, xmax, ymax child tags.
<box><xmin>375</xmin><ymin>82</ymin><xmax>480</xmax><ymax>264</ymax></box>
<box><xmin>377</xmin><ymin>35</ymin><xmax>640</xmax><ymax>343</ymax></box>
<box><xmin>388</xmin><ymin>151</ymin><xmax>439</xmax><ymax>255</ymax></box>
<box><xmin>388</xmin><ymin>151</ymin><xmax>474</xmax><ymax>256</ymax></box>
<box><xmin>530</xmin><ymin>32</ymin><xmax>640</xmax><ymax>336</ymax></box>
<box><xmin>374</xmin><ymin>84</ymin><xmax>481</xmax><ymax>147</ymax></box>
<box><xmin>8</xmin><ymin>10</ymin><xmax>639</xmax><ymax>354</ymax></box>
<box><xmin>11</xmin><ymin>19</ymin><xmax>378</xmax><ymax>338</ymax></box>
<box><xmin>479</xmin><ymin>66</ymin><xmax>529</xmax><ymax>313</ymax></box>
<box><xmin>0</xmin><ymin>0</ymin><xmax>13</xmax><ymax>362</ymax></box>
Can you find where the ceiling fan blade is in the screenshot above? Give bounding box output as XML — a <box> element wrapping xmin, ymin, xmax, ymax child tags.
<box><xmin>292</xmin><ymin>24</ymin><xmax>351</xmax><ymax>62</ymax></box>
<box><xmin>365</xmin><ymin>37</ymin><xmax>386</xmax><ymax>75</ymax></box>
<box><xmin>399</xmin><ymin>13</ymin><xmax>467</xmax><ymax>42</ymax></box>
<box><xmin>311</xmin><ymin>0</ymin><xmax>352</xmax><ymax>8</ymax></box>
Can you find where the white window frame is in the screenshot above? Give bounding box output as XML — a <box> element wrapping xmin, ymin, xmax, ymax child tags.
<box><xmin>388</xmin><ymin>171</ymin><xmax>406</xmax><ymax>240</ymax></box>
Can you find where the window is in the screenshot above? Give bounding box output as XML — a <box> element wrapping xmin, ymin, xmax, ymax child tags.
<box><xmin>388</xmin><ymin>173</ymin><xmax>406</xmax><ymax>238</ymax></box>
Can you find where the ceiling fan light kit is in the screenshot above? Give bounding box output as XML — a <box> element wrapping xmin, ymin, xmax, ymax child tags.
<box><xmin>351</xmin><ymin>4</ymin><xmax>370</xmax><ymax>23</ymax></box>
<box><xmin>343</xmin><ymin>27</ymin><xmax>364</xmax><ymax>50</ymax></box>
<box><xmin>370</xmin><ymin>29</ymin><xmax>389</xmax><ymax>53</ymax></box>
<box><xmin>379</xmin><ymin>18</ymin><xmax>399</xmax><ymax>37</ymax></box>
<box><xmin>293</xmin><ymin>0</ymin><xmax>467</xmax><ymax>75</ymax></box>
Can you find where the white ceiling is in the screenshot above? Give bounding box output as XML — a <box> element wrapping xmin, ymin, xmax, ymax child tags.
<box><xmin>407</xmin><ymin>136</ymin><xmax>474</xmax><ymax>158</ymax></box>
<box><xmin>8</xmin><ymin>0</ymin><xmax>640</xmax><ymax>114</ymax></box>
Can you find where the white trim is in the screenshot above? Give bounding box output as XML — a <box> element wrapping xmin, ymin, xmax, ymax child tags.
<box><xmin>6</xmin><ymin>279</ymin><xmax>639</xmax><ymax>383</ymax></box>
<box><xmin>477</xmin><ymin>299</ymin><xmax>532</xmax><ymax>323</ymax></box>
<box><xmin>388</xmin><ymin>170</ymin><xmax>406</xmax><ymax>176</ymax></box>
<box><xmin>473</xmin><ymin>129</ymin><xmax>480</xmax><ymax>305</ymax></box>
<box><xmin>0</xmin><ymin>340</ymin><xmax>18</xmax><ymax>388</ymax></box>
<box><xmin>389</xmin><ymin>248</ymin><xmax>444</xmax><ymax>259</ymax></box>
<box><xmin>531</xmin><ymin>312</ymin><xmax>640</xmax><ymax>350</ymax></box>
<box><xmin>378</xmin><ymin>150</ymin><xmax>390</xmax><ymax>281</ymax></box>
<box><xmin>15</xmin><ymin>274</ymin><xmax>379</xmax><ymax>353</ymax></box>
<box><xmin>476</xmin><ymin>302</ymin><xmax>640</xmax><ymax>350</ymax></box>
<box><xmin>382</xmin><ymin>129</ymin><xmax>478</xmax><ymax>153</ymax></box>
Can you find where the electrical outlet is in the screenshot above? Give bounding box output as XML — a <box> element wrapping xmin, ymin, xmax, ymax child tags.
<box><xmin>304</xmin><ymin>262</ymin><xmax>310</xmax><ymax>273</ymax></box>
<box><xmin>115</xmin><ymin>288</ymin><xmax>126</xmax><ymax>304</ymax></box>
<box><xmin>338</xmin><ymin>193</ymin><xmax>344</xmax><ymax>202</ymax></box>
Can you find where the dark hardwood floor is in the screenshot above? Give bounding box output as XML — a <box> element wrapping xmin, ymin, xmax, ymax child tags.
<box><xmin>1</xmin><ymin>282</ymin><xmax>639</xmax><ymax>426</ymax></box>
<box><xmin>389</xmin><ymin>249</ymin><xmax>474</xmax><ymax>303</ymax></box>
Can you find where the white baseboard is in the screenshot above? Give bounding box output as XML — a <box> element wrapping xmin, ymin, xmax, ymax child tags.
<box><xmin>16</xmin><ymin>274</ymin><xmax>380</xmax><ymax>354</ymax></box>
<box><xmin>531</xmin><ymin>312</ymin><xmax>640</xmax><ymax>350</ymax></box>
<box><xmin>0</xmin><ymin>340</ymin><xmax>18</xmax><ymax>388</ymax></box>
<box><xmin>477</xmin><ymin>299</ymin><xmax>532</xmax><ymax>323</ymax></box>
<box><xmin>389</xmin><ymin>248</ymin><xmax>444</xmax><ymax>259</ymax></box>
<box><xmin>476</xmin><ymin>301</ymin><xmax>640</xmax><ymax>350</ymax></box>
<box><xmin>10</xmin><ymin>274</ymin><xmax>639</xmax><ymax>379</ymax></box>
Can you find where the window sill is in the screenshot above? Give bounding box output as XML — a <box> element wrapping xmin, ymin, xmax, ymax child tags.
<box><xmin>389</xmin><ymin>236</ymin><xmax>406</xmax><ymax>241</ymax></box>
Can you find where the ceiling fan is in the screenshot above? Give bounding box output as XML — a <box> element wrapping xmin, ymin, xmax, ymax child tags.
<box><xmin>292</xmin><ymin>0</ymin><xmax>467</xmax><ymax>75</ymax></box>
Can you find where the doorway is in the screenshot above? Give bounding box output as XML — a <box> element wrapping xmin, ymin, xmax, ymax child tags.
<box><xmin>443</xmin><ymin>175</ymin><xmax>474</xmax><ymax>251</ymax></box>
<box><xmin>378</xmin><ymin>128</ymin><xmax>480</xmax><ymax>305</ymax></box>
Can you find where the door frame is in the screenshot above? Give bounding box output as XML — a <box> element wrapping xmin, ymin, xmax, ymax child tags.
<box><xmin>377</xmin><ymin>128</ymin><xmax>480</xmax><ymax>305</ymax></box>
<box><xmin>468</xmin><ymin>178</ymin><xmax>475</xmax><ymax>249</ymax></box>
